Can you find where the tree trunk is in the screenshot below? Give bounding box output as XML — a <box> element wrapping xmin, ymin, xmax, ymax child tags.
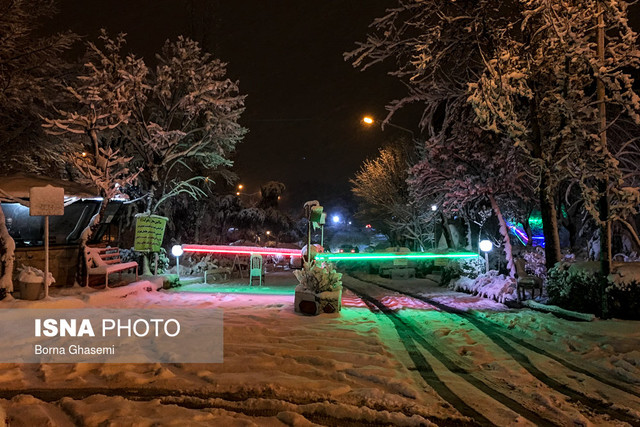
<box><xmin>0</xmin><ymin>204</ymin><xmax>16</xmax><ymax>292</ymax></box>
<box><xmin>523</xmin><ymin>218</ymin><xmax>533</xmax><ymax>248</ymax></box>
<box><xmin>540</xmin><ymin>171</ymin><xmax>562</xmax><ymax>270</ymax></box>
<box><xmin>439</xmin><ymin>212</ymin><xmax>453</xmax><ymax>249</ymax></box>
<box><xmin>596</xmin><ymin>1</ymin><xmax>611</xmax><ymax>277</ymax></box>
<box><xmin>464</xmin><ymin>215</ymin><xmax>474</xmax><ymax>250</ymax></box>
<box><xmin>488</xmin><ymin>195</ymin><xmax>516</xmax><ymax>277</ymax></box>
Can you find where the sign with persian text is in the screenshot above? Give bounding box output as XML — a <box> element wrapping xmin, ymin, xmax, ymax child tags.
<box><xmin>134</xmin><ymin>215</ymin><xmax>167</xmax><ymax>252</ymax></box>
<box><xmin>29</xmin><ymin>186</ymin><xmax>64</xmax><ymax>216</ymax></box>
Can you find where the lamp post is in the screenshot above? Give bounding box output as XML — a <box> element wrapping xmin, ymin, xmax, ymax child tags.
<box><xmin>479</xmin><ymin>240</ymin><xmax>493</xmax><ymax>273</ymax></box>
<box><xmin>431</xmin><ymin>204</ymin><xmax>438</xmax><ymax>249</ymax></box>
<box><xmin>361</xmin><ymin>116</ymin><xmax>415</xmax><ymax>140</ymax></box>
<box><xmin>172</xmin><ymin>245</ymin><xmax>184</xmax><ymax>278</ymax></box>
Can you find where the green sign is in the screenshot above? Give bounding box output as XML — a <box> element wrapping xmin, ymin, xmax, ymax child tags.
<box><xmin>134</xmin><ymin>215</ymin><xmax>168</xmax><ymax>252</ymax></box>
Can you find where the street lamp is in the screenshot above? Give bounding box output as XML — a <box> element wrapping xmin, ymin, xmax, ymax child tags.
<box><xmin>479</xmin><ymin>240</ymin><xmax>493</xmax><ymax>273</ymax></box>
<box><xmin>238</xmin><ymin>184</ymin><xmax>244</xmax><ymax>190</ymax></box>
<box><xmin>361</xmin><ymin>115</ymin><xmax>415</xmax><ymax>139</ymax></box>
<box><xmin>332</xmin><ymin>215</ymin><xmax>340</xmax><ymax>224</ymax></box>
<box><xmin>171</xmin><ymin>245</ymin><xmax>184</xmax><ymax>278</ymax></box>
<box><xmin>431</xmin><ymin>205</ymin><xmax>438</xmax><ymax>248</ymax></box>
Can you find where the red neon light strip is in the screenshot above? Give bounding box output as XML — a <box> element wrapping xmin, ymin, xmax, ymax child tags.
<box><xmin>182</xmin><ymin>244</ymin><xmax>303</xmax><ymax>257</ymax></box>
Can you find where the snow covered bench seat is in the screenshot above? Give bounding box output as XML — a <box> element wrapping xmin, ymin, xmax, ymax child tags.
<box><xmin>85</xmin><ymin>246</ymin><xmax>138</xmax><ymax>288</ymax></box>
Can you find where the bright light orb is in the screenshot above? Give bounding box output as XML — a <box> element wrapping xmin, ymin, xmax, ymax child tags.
<box><xmin>171</xmin><ymin>245</ymin><xmax>184</xmax><ymax>257</ymax></box>
<box><xmin>431</xmin><ymin>205</ymin><xmax>437</xmax><ymax>211</ymax></box>
<box><xmin>238</xmin><ymin>184</ymin><xmax>243</xmax><ymax>189</ymax></box>
<box><xmin>479</xmin><ymin>240</ymin><xmax>493</xmax><ymax>252</ymax></box>
<box><xmin>363</xmin><ymin>116</ymin><xmax>374</xmax><ymax>125</ymax></box>
<box><xmin>332</xmin><ymin>215</ymin><xmax>340</xmax><ymax>223</ymax></box>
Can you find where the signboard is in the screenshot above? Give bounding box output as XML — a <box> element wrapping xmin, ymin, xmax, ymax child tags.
<box><xmin>29</xmin><ymin>186</ymin><xmax>64</xmax><ymax>216</ymax></box>
<box><xmin>393</xmin><ymin>258</ymin><xmax>408</xmax><ymax>267</ymax></box>
<box><xmin>434</xmin><ymin>258</ymin><xmax>450</xmax><ymax>267</ymax></box>
<box><xmin>134</xmin><ymin>215</ymin><xmax>168</xmax><ymax>252</ymax></box>
<box><xmin>310</xmin><ymin>206</ymin><xmax>324</xmax><ymax>223</ymax></box>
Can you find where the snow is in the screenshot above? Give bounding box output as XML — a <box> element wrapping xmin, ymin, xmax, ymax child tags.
<box><xmin>16</xmin><ymin>266</ymin><xmax>54</xmax><ymax>285</ymax></box>
<box><xmin>0</xmin><ymin>272</ymin><xmax>639</xmax><ymax>425</ymax></box>
<box><xmin>450</xmin><ymin>271</ymin><xmax>517</xmax><ymax>303</ymax></box>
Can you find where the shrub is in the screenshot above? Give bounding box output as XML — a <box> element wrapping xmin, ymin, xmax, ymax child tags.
<box><xmin>547</xmin><ymin>262</ymin><xmax>640</xmax><ymax>318</ymax></box>
<box><xmin>440</xmin><ymin>257</ymin><xmax>485</xmax><ymax>286</ymax></box>
<box><xmin>294</xmin><ymin>261</ymin><xmax>342</xmax><ymax>293</ymax></box>
<box><xmin>546</xmin><ymin>262</ymin><xmax>604</xmax><ymax>315</ymax></box>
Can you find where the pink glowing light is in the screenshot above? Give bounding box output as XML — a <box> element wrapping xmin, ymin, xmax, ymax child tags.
<box><xmin>181</xmin><ymin>244</ymin><xmax>303</xmax><ymax>257</ymax></box>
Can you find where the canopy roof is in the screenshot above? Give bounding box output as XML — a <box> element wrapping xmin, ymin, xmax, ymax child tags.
<box><xmin>0</xmin><ymin>174</ymin><xmax>99</xmax><ymax>202</ymax></box>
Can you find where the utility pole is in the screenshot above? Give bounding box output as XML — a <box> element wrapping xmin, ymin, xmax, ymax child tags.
<box><xmin>596</xmin><ymin>0</ymin><xmax>610</xmax><ymax>317</ymax></box>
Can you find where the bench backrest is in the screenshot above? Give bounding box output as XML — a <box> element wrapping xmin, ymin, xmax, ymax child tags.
<box><xmin>85</xmin><ymin>246</ymin><xmax>123</xmax><ymax>268</ymax></box>
<box><xmin>514</xmin><ymin>258</ymin><xmax>527</xmax><ymax>278</ymax></box>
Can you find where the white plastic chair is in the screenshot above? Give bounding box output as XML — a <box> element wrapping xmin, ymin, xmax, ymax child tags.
<box><xmin>249</xmin><ymin>254</ymin><xmax>263</xmax><ymax>286</ymax></box>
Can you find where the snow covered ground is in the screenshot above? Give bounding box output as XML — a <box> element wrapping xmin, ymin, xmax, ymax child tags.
<box><xmin>0</xmin><ymin>271</ymin><xmax>639</xmax><ymax>426</ymax></box>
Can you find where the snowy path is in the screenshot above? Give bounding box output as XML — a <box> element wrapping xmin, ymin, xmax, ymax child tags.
<box><xmin>0</xmin><ymin>273</ymin><xmax>639</xmax><ymax>426</ymax></box>
<box><xmin>343</xmin><ymin>274</ymin><xmax>640</xmax><ymax>426</ymax></box>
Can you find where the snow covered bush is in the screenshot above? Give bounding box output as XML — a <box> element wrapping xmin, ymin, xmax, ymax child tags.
<box><xmin>16</xmin><ymin>265</ymin><xmax>54</xmax><ymax>285</ymax></box>
<box><xmin>121</xmin><ymin>248</ymin><xmax>169</xmax><ymax>274</ymax></box>
<box><xmin>546</xmin><ymin>262</ymin><xmax>604</xmax><ymax>316</ymax></box>
<box><xmin>606</xmin><ymin>263</ymin><xmax>640</xmax><ymax>320</ymax></box>
<box><xmin>182</xmin><ymin>253</ymin><xmax>219</xmax><ymax>276</ymax></box>
<box><xmin>440</xmin><ymin>257</ymin><xmax>485</xmax><ymax>286</ymax></box>
<box><xmin>521</xmin><ymin>247</ymin><xmax>547</xmax><ymax>280</ymax></box>
<box><xmin>548</xmin><ymin>262</ymin><xmax>640</xmax><ymax>319</ymax></box>
<box><xmin>450</xmin><ymin>271</ymin><xmax>517</xmax><ymax>303</ymax></box>
<box><xmin>293</xmin><ymin>261</ymin><xmax>342</xmax><ymax>293</ymax></box>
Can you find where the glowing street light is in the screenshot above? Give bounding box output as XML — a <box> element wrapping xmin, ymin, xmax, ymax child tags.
<box><xmin>266</xmin><ymin>231</ymin><xmax>271</xmax><ymax>236</ymax></box>
<box><xmin>171</xmin><ymin>245</ymin><xmax>184</xmax><ymax>278</ymax></box>
<box><xmin>238</xmin><ymin>184</ymin><xmax>244</xmax><ymax>190</ymax></box>
<box><xmin>332</xmin><ymin>215</ymin><xmax>340</xmax><ymax>224</ymax></box>
<box><xmin>479</xmin><ymin>240</ymin><xmax>493</xmax><ymax>273</ymax></box>
<box><xmin>236</xmin><ymin>192</ymin><xmax>240</xmax><ymax>196</ymax></box>
<box><xmin>360</xmin><ymin>115</ymin><xmax>415</xmax><ymax>139</ymax></box>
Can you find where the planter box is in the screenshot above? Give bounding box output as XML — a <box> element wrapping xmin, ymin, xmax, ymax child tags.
<box><xmin>17</xmin><ymin>280</ymin><xmax>44</xmax><ymax>300</ymax></box>
<box><xmin>294</xmin><ymin>285</ymin><xmax>342</xmax><ymax>315</ymax></box>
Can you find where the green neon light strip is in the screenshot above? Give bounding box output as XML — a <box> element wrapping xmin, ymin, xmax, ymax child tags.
<box><xmin>315</xmin><ymin>252</ymin><xmax>480</xmax><ymax>261</ymax></box>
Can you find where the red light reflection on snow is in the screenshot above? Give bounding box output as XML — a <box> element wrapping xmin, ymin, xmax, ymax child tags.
<box><xmin>341</xmin><ymin>290</ymin><xmax>438</xmax><ymax>311</ymax></box>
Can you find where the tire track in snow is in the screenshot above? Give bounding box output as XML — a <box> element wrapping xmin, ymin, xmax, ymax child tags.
<box><xmin>0</xmin><ymin>387</ymin><xmax>453</xmax><ymax>427</ymax></box>
<box><xmin>367</xmin><ymin>276</ymin><xmax>640</xmax><ymax>399</ymax></box>
<box><xmin>345</xmin><ymin>278</ymin><xmax>555</xmax><ymax>427</ymax></box>
<box><xmin>352</xmin><ymin>275</ymin><xmax>640</xmax><ymax>426</ymax></box>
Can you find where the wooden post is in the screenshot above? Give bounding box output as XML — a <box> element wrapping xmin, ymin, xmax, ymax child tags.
<box><xmin>44</xmin><ymin>216</ymin><xmax>49</xmax><ymax>298</ymax></box>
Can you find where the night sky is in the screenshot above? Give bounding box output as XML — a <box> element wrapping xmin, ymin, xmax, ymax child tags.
<box><xmin>47</xmin><ymin>0</ymin><xmax>419</xmax><ymax>212</ymax></box>
<box><xmin>47</xmin><ymin>1</ymin><xmax>640</xmax><ymax>213</ymax></box>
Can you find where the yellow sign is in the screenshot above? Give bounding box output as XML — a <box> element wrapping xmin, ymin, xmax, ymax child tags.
<box><xmin>134</xmin><ymin>215</ymin><xmax>168</xmax><ymax>252</ymax></box>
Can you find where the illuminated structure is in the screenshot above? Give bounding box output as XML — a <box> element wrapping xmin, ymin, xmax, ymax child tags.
<box><xmin>506</xmin><ymin>213</ymin><xmax>545</xmax><ymax>246</ymax></box>
<box><xmin>181</xmin><ymin>244</ymin><xmax>303</xmax><ymax>257</ymax></box>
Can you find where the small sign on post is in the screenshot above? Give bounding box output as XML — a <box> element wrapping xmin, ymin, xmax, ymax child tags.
<box><xmin>30</xmin><ymin>186</ymin><xmax>65</xmax><ymax>299</ymax></box>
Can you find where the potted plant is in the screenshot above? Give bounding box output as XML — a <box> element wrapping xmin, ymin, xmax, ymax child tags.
<box><xmin>293</xmin><ymin>261</ymin><xmax>342</xmax><ymax>315</ymax></box>
<box><xmin>16</xmin><ymin>266</ymin><xmax>54</xmax><ymax>300</ymax></box>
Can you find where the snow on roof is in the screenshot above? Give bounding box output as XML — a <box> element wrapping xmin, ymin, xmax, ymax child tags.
<box><xmin>0</xmin><ymin>174</ymin><xmax>99</xmax><ymax>201</ymax></box>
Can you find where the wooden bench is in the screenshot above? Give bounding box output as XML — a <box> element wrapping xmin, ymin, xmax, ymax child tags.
<box><xmin>514</xmin><ymin>258</ymin><xmax>543</xmax><ymax>301</ymax></box>
<box><xmin>85</xmin><ymin>246</ymin><xmax>138</xmax><ymax>288</ymax></box>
